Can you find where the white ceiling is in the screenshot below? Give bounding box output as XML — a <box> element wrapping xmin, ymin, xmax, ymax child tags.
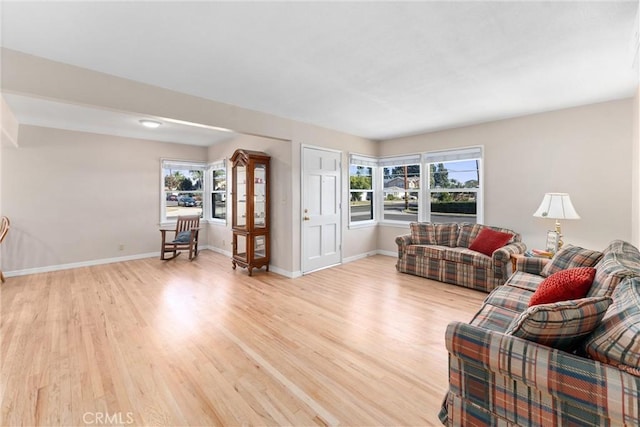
<box><xmin>1</xmin><ymin>1</ymin><xmax>639</xmax><ymax>142</ymax></box>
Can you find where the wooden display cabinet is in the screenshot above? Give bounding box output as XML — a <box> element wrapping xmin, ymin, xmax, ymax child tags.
<box><xmin>231</xmin><ymin>149</ymin><xmax>270</xmax><ymax>275</ymax></box>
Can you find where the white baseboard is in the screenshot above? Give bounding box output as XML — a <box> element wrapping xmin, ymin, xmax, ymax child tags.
<box><xmin>4</xmin><ymin>251</ymin><xmax>160</xmax><ymax>278</ymax></box>
<box><xmin>344</xmin><ymin>250</ymin><xmax>395</xmax><ymax>264</ymax></box>
<box><xmin>376</xmin><ymin>250</ymin><xmax>397</xmax><ymax>258</ymax></box>
<box><xmin>4</xmin><ymin>248</ymin><xmax>393</xmax><ymax>279</ymax></box>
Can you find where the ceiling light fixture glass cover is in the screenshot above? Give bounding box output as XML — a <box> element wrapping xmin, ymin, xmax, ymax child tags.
<box><xmin>139</xmin><ymin>119</ymin><xmax>163</xmax><ymax>129</ymax></box>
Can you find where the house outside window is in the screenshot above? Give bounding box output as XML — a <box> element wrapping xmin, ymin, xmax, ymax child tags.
<box><xmin>380</xmin><ymin>155</ymin><xmax>421</xmax><ymax>223</ymax></box>
<box><xmin>424</xmin><ymin>147</ymin><xmax>482</xmax><ymax>224</ymax></box>
<box><xmin>349</xmin><ymin>155</ymin><xmax>377</xmax><ymax>224</ymax></box>
<box><xmin>161</xmin><ymin>160</ymin><xmax>205</xmax><ymax>222</ymax></box>
<box><xmin>210</xmin><ymin>160</ymin><xmax>227</xmax><ymax>222</ymax></box>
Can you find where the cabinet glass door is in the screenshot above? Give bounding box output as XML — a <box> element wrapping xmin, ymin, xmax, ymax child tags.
<box><xmin>254</xmin><ymin>163</ymin><xmax>267</xmax><ymax>228</ymax></box>
<box><xmin>254</xmin><ymin>235</ymin><xmax>266</xmax><ymax>259</ymax></box>
<box><xmin>235</xmin><ymin>234</ymin><xmax>247</xmax><ymax>261</ymax></box>
<box><xmin>236</xmin><ymin>166</ymin><xmax>246</xmax><ymax>228</ymax></box>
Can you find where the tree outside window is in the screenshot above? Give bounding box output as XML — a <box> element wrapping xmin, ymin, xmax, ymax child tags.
<box><xmin>163</xmin><ymin>167</ymin><xmax>204</xmax><ymax>220</ymax></box>
<box><xmin>428</xmin><ymin>160</ymin><xmax>479</xmax><ymax>223</ymax></box>
<box><xmin>349</xmin><ymin>165</ymin><xmax>374</xmax><ymax>222</ymax></box>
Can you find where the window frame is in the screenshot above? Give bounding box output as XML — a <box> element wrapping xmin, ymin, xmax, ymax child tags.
<box><xmin>348</xmin><ymin>154</ymin><xmax>377</xmax><ymax>227</ymax></box>
<box><xmin>423</xmin><ymin>147</ymin><xmax>483</xmax><ymax>225</ymax></box>
<box><xmin>160</xmin><ymin>159</ymin><xmax>207</xmax><ymax>224</ymax></box>
<box><xmin>350</xmin><ymin>147</ymin><xmax>484</xmax><ymax>227</ymax></box>
<box><xmin>209</xmin><ymin>159</ymin><xmax>227</xmax><ymax>224</ymax></box>
<box><xmin>379</xmin><ymin>154</ymin><xmax>422</xmax><ymax>225</ymax></box>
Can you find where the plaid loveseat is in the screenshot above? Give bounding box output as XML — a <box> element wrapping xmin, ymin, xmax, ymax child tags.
<box><xmin>440</xmin><ymin>240</ymin><xmax>640</xmax><ymax>426</ymax></box>
<box><xmin>396</xmin><ymin>223</ymin><xmax>526</xmax><ymax>293</ymax></box>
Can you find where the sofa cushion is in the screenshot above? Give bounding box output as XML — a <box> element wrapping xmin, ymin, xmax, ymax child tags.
<box><xmin>482</xmin><ymin>284</ymin><xmax>533</xmax><ymax>313</ymax></box>
<box><xmin>469</xmin><ymin>303</ymin><xmax>522</xmax><ymax>332</ymax></box>
<box><xmin>404</xmin><ymin>244</ymin><xmax>446</xmax><ymax>259</ymax></box>
<box><xmin>434</xmin><ymin>223</ymin><xmax>459</xmax><ymax>247</ymax></box>
<box><xmin>540</xmin><ymin>245</ymin><xmax>603</xmax><ymax>277</ymax></box>
<box><xmin>529</xmin><ymin>267</ymin><xmax>596</xmax><ymax>306</ymax></box>
<box><xmin>505</xmin><ymin>296</ymin><xmax>612</xmax><ymax>351</ymax></box>
<box><xmin>409</xmin><ymin>222</ymin><xmax>436</xmax><ymax>245</ymax></box>
<box><xmin>504</xmin><ymin>271</ymin><xmax>546</xmax><ymax>293</ymax></box>
<box><xmin>584</xmin><ymin>278</ymin><xmax>640</xmax><ymax>370</ymax></box>
<box><xmin>441</xmin><ymin>248</ymin><xmax>492</xmax><ymax>269</ymax></box>
<box><xmin>456</xmin><ymin>223</ymin><xmax>484</xmax><ymax>248</ymax></box>
<box><xmin>589</xmin><ymin>240</ymin><xmax>640</xmax><ymax>298</ymax></box>
<box><xmin>469</xmin><ymin>228</ymin><xmax>514</xmax><ymax>256</ymax></box>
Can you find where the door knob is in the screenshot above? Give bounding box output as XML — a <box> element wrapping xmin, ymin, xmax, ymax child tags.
<box><xmin>303</xmin><ymin>216</ymin><xmax>310</xmax><ymax>221</ymax></box>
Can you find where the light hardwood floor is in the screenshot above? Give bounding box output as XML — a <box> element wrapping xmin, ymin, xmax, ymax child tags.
<box><xmin>1</xmin><ymin>252</ymin><xmax>486</xmax><ymax>426</ymax></box>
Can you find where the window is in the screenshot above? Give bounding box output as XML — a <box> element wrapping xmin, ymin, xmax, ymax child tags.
<box><xmin>380</xmin><ymin>155</ymin><xmax>421</xmax><ymax>223</ymax></box>
<box><xmin>349</xmin><ymin>155</ymin><xmax>377</xmax><ymax>223</ymax></box>
<box><xmin>424</xmin><ymin>147</ymin><xmax>482</xmax><ymax>224</ymax></box>
<box><xmin>210</xmin><ymin>160</ymin><xmax>227</xmax><ymax>222</ymax></box>
<box><xmin>162</xmin><ymin>160</ymin><xmax>205</xmax><ymax>222</ymax></box>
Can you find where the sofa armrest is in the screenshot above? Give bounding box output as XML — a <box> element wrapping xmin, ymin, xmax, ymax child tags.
<box><xmin>492</xmin><ymin>242</ymin><xmax>526</xmax><ymax>276</ymax></box>
<box><xmin>517</xmin><ymin>256</ymin><xmax>550</xmax><ymax>275</ymax></box>
<box><xmin>444</xmin><ymin>321</ymin><xmax>639</xmax><ymax>420</ymax></box>
<box><xmin>395</xmin><ymin>234</ymin><xmax>412</xmax><ymax>258</ymax></box>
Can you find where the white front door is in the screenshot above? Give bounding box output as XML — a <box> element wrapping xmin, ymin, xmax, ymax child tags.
<box><xmin>302</xmin><ymin>147</ymin><xmax>342</xmax><ymax>274</ymax></box>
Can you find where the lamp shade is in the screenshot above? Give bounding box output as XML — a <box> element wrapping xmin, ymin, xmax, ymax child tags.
<box><xmin>533</xmin><ymin>193</ymin><xmax>580</xmax><ymax>220</ymax></box>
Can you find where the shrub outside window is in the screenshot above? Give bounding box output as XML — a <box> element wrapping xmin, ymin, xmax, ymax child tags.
<box><xmin>427</xmin><ymin>157</ymin><xmax>480</xmax><ymax>224</ymax></box>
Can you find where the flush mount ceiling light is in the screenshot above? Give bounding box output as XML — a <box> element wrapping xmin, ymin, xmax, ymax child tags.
<box><xmin>139</xmin><ymin>119</ymin><xmax>162</xmax><ymax>129</ymax></box>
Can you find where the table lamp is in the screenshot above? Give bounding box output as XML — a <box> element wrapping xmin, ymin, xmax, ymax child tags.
<box><xmin>533</xmin><ymin>193</ymin><xmax>580</xmax><ymax>249</ymax></box>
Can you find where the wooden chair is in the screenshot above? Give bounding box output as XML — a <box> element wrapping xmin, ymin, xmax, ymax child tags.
<box><xmin>160</xmin><ymin>215</ymin><xmax>201</xmax><ymax>261</ymax></box>
<box><xmin>0</xmin><ymin>216</ymin><xmax>10</xmax><ymax>282</ymax></box>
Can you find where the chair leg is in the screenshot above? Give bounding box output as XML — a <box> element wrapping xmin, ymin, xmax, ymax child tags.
<box><xmin>1</xmin><ymin>270</ymin><xmax>4</xmax><ymax>283</ymax></box>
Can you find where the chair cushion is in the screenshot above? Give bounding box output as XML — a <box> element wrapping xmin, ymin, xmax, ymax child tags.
<box><xmin>468</xmin><ymin>228</ymin><xmax>513</xmax><ymax>256</ymax></box>
<box><xmin>584</xmin><ymin>278</ymin><xmax>640</xmax><ymax>370</ymax></box>
<box><xmin>173</xmin><ymin>230</ymin><xmax>192</xmax><ymax>243</ymax></box>
<box><xmin>505</xmin><ymin>296</ymin><xmax>612</xmax><ymax>351</ymax></box>
<box><xmin>540</xmin><ymin>245</ymin><xmax>603</xmax><ymax>277</ymax></box>
<box><xmin>529</xmin><ymin>267</ymin><xmax>596</xmax><ymax>307</ymax></box>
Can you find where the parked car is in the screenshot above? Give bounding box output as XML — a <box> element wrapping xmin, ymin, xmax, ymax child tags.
<box><xmin>178</xmin><ymin>196</ymin><xmax>196</xmax><ymax>207</ymax></box>
<box><xmin>166</xmin><ymin>194</ymin><xmax>178</xmax><ymax>201</ymax></box>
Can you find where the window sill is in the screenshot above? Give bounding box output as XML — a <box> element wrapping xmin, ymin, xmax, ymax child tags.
<box><xmin>348</xmin><ymin>221</ymin><xmax>377</xmax><ymax>229</ymax></box>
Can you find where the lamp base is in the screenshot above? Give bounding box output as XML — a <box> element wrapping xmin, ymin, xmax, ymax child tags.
<box><xmin>555</xmin><ymin>220</ymin><xmax>564</xmax><ymax>249</ymax></box>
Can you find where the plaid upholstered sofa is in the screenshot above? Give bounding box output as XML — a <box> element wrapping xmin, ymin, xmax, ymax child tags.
<box><xmin>396</xmin><ymin>222</ymin><xmax>526</xmax><ymax>293</ymax></box>
<box><xmin>439</xmin><ymin>240</ymin><xmax>640</xmax><ymax>426</ymax></box>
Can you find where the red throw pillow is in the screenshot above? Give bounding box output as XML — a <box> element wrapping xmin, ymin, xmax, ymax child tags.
<box><xmin>529</xmin><ymin>267</ymin><xmax>596</xmax><ymax>307</ymax></box>
<box><xmin>468</xmin><ymin>228</ymin><xmax>513</xmax><ymax>256</ymax></box>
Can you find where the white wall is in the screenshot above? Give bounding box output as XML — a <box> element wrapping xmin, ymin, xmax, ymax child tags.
<box><xmin>206</xmin><ymin>133</ymin><xmax>294</xmax><ymax>274</ymax></box>
<box><xmin>1</xmin><ymin>49</ymin><xmax>636</xmax><ymax>275</ymax></box>
<box><xmin>1</xmin><ymin>95</ymin><xmax>20</xmax><ymax>275</ymax></box>
<box><xmin>378</xmin><ymin>99</ymin><xmax>634</xmax><ymax>253</ymax></box>
<box><xmin>632</xmin><ymin>87</ymin><xmax>640</xmax><ymax>247</ymax></box>
<box><xmin>1</xmin><ymin>125</ymin><xmax>207</xmax><ymax>272</ymax></box>
<box><xmin>1</xmin><ymin>49</ymin><xmax>379</xmax><ymax>277</ymax></box>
